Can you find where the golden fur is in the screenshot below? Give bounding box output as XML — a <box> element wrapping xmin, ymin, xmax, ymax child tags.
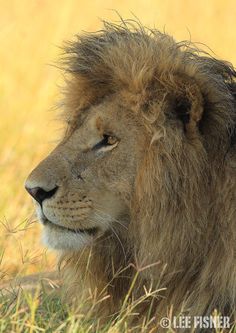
<box><xmin>26</xmin><ymin>20</ymin><xmax>236</xmax><ymax>329</ymax></box>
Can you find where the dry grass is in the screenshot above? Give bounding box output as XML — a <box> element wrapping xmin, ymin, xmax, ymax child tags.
<box><xmin>0</xmin><ymin>1</ymin><xmax>235</xmax><ymax>331</ymax></box>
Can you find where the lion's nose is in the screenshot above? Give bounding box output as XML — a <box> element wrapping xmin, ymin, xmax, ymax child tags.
<box><xmin>25</xmin><ymin>185</ymin><xmax>58</xmax><ymax>205</ymax></box>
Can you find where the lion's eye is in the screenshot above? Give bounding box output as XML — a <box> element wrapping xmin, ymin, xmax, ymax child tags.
<box><xmin>92</xmin><ymin>134</ymin><xmax>118</xmax><ymax>151</ymax></box>
<box><xmin>102</xmin><ymin>134</ymin><xmax>117</xmax><ymax>146</ymax></box>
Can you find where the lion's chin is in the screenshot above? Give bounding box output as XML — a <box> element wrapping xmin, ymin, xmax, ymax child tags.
<box><xmin>42</xmin><ymin>223</ymin><xmax>95</xmax><ymax>250</ymax></box>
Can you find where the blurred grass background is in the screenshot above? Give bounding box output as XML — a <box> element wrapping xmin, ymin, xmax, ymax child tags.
<box><xmin>1</xmin><ymin>0</ymin><xmax>236</xmax><ymax>281</ymax></box>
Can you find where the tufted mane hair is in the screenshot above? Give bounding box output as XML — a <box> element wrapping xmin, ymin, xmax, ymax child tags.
<box><xmin>62</xmin><ymin>20</ymin><xmax>236</xmax><ymax>150</ymax></box>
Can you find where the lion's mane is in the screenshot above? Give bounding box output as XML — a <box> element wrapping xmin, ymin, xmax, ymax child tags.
<box><xmin>59</xmin><ymin>20</ymin><xmax>236</xmax><ymax>326</ymax></box>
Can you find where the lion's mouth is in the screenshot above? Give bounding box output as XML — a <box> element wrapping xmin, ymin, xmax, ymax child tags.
<box><xmin>42</xmin><ymin>218</ymin><xmax>98</xmax><ymax>236</ymax></box>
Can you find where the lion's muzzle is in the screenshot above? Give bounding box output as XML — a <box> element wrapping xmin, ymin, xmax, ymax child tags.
<box><xmin>25</xmin><ymin>185</ymin><xmax>58</xmax><ymax>206</ymax></box>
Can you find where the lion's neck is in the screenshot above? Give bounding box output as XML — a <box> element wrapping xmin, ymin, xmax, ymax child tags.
<box><xmin>60</xmin><ymin>163</ymin><xmax>236</xmax><ymax>318</ymax></box>
<box><xmin>59</xmin><ymin>230</ymin><xmax>135</xmax><ymax>314</ymax></box>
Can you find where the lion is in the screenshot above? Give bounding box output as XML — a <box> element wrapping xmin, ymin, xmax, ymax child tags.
<box><xmin>25</xmin><ymin>20</ymin><xmax>236</xmax><ymax>330</ymax></box>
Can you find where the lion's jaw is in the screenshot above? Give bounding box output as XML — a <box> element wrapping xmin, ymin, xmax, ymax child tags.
<box><xmin>34</xmin><ymin>190</ymin><xmax>126</xmax><ymax>251</ymax></box>
<box><xmin>25</xmin><ymin>98</ymin><xmax>145</xmax><ymax>250</ymax></box>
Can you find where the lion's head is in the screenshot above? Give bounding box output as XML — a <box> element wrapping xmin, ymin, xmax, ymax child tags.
<box><xmin>25</xmin><ymin>94</ymin><xmax>145</xmax><ymax>250</ymax></box>
<box><xmin>25</xmin><ymin>21</ymin><xmax>236</xmax><ymax>326</ymax></box>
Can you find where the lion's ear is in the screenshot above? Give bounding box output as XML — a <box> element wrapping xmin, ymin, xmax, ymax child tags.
<box><xmin>173</xmin><ymin>77</ymin><xmax>204</xmax><ymax>138</ymax></box>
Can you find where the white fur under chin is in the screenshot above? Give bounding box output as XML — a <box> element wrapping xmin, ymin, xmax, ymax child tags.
<box><xmin>42</xmin><ymin>225</ymin><xmax>93</xmax><ymax>250</ymax></box>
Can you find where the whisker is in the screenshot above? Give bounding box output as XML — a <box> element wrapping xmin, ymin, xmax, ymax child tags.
<box><xmin>93</xmin><ymin>212</ymin><xmax>127</xmax><ymax>261</ymax></box>
<box><xmin>93</xmin><ymin>206</ymin><xmax>129</xmax><ymax>230</ymax></box>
